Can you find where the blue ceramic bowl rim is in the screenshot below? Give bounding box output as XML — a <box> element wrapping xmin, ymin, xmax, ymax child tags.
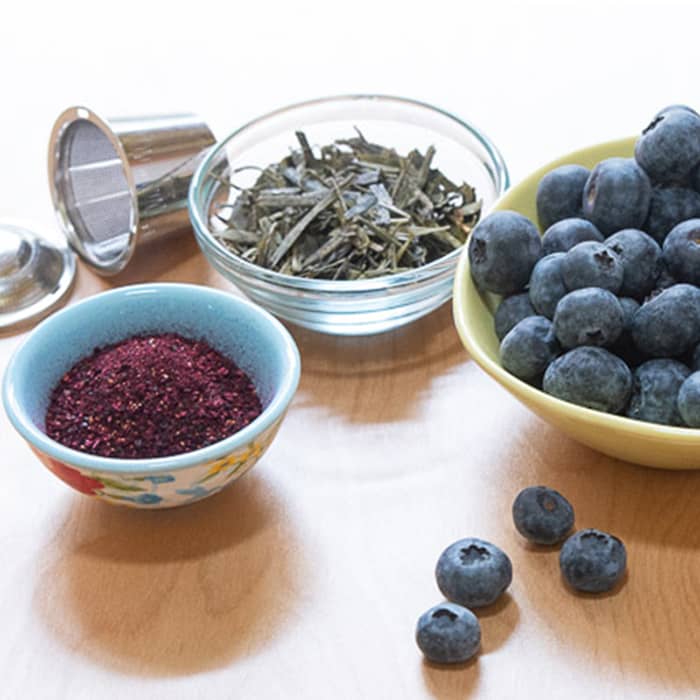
<box><xmin>188</xmin><ymin>93</ymin><xmax>510</xmax><ymax>293</ymax></box>
<box><xmin>2</xmin><ymin>283</ymin><xmax>301</xmax><ymax>474</ymax></box>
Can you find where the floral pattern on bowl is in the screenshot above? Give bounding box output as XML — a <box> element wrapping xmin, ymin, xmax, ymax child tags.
<box><xmin>30</xmin><ymin>421</ymin><xmax>281</xmax><ymax>508</ymax></box>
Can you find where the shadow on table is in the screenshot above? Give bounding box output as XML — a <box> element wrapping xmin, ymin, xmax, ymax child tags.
<box><xmin>422</xmin><ymin>656</ymin><xmax>480</xmax><ymax>698</ymax></box>
<box><xmin>475</xmin><ymin>593</ymin><xmax>520</xmax><ymax>655</ymax></box>
<box><xmin>103</xmin><ymin>232</ymin><xmax>215</xmax><ymax>287</ymax></box>
<box><xmin>34</xmin><ymin>472</ymin><xmax>305</xmax><ymax>677</ymax></box>
<box><xmin>501</xmin><ymin>420</ymin><xmax>700</xmax><ymax>689</ymax></box>
<box><xmin>290</xmin><ymin>303</ymin><xmax>469</xmax><ymax>424</ymax></box>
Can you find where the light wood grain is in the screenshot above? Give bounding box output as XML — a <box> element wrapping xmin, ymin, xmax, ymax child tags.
<box><xmin>2</xmin><ymin>234</ymin><xmax>700</xmax><ymax>700</ymax></box>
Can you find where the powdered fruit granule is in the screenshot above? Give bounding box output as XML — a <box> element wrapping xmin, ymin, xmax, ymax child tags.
<box><xmin>45</xmin><ymin>333</ymin><xmax>262</xmax><ymax>459</ymax></box>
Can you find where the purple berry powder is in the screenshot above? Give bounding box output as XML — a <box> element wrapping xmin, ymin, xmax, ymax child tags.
<box><xmin>45</xmin><ymin>333</ymin><xmax>263</xmax><ymax>459</ymax></box>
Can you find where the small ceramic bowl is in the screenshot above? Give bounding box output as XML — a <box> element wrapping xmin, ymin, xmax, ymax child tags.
<box><xmin>3</xmin><ymin>283</ymin><xmax>300</xmax><ymax>507</ymax></box>
<box><xmin>454</xmin><ymin>136</ymin><xmax>700</xmax><ymax>470</ymax></box>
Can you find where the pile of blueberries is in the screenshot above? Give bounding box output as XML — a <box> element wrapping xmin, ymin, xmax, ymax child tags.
<box><xmin>468</xmin><ymin>105</ymin><xmax>700</xmax><ymax>424</ymax></box>
<box><xmin>416</xmin><ymin>486</ymin><xmax>626</xmax><ymax>664</ymax></box>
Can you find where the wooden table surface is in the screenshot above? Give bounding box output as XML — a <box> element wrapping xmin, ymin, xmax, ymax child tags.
<box><xmin>1</xmin><ymin>233</ymin><xmax>700</xmax><ymax>700</ymax></box>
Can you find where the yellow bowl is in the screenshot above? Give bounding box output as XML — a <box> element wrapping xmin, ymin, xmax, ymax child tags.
<box><xmin>453</xmin><ymin>136</ymin><xmax>700</xmax><ymax>470</ymax></box>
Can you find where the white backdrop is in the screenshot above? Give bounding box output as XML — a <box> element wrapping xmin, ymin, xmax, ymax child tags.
<box><xmin>1</xmin><ymin>0</ymin><xmax>698</xmax><ymax>235</ymax></box>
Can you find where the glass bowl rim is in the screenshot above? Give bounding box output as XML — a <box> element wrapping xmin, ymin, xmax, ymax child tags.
<box><xmin>188</xmin><ymin>93</ymin><xmax>510</xmax><ymax>294</ymax></box>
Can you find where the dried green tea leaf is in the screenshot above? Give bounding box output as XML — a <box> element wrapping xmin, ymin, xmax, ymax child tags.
<box><xmin>208</xmin><ymin>130</ymin><xmax>481</xmax><ymax>280</ymax></box>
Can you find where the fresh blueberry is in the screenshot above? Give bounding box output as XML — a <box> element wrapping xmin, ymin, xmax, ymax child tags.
<box><xmin>529</xmin><ymin>253</ymin><xmax>567</xmax><ymax>318</ymax></box>
<box><xmin>619</xmin><ymin>297</ymin><xmax>641</xmax><ymax>327</ymax></box>
<box><xmin>650</xmin><ymin>260</ymin><xmax>677</xmax><ymax>296</ymax></box>
<box><xmin>415</xmin><ymin>602</ymin><xmax>481</xmax><ymax>664</ymax></box>
<box><xmin>692</xmin><ymin>343</ymin><xmax>700</xmax><ymax>372</ymax></box>
<box><xmin>662</xmin><ymin>219</ymin><xmax>700</xmax><ymax>285</ymax></box>
<box><xmin>541</xmin><ymin>218</ymin><xmax>604</xmax><ymax>256</ymax></box>
<box><xmin>678</xmin><ymin>372</ymin><xmax>700</xmax><ymax>427</ymax></box>
<box><xmin>689</xmin><ymin>163</ymin><xmax>700</xmax><ymax>193</ymax></box>
<box><xmin>469</xmin><ymin>211</ymin><xmax>542</xmax><ymax>295</ymax></box>
<box><xmin>643</xmin><ymin>186</ymin><xmax>700</xmax><ymax>243</ymax></box>
<box><xmin>543</xmin><ymin>347</ymin><xmax>632</xmax><ymax>414</ymax></box>
<box><xmin>610</xmin><ymin>298</ymin><xmax>646</xmax><ymax>367</ymax></box>
<box><xmin>652</xmin><ymin>104</ymin><xmax>699</xmax><ymax>120</ymax></box>
<box><xmin>553</xmin><ymin>288</ymin><xmax>624</xmax><ymax>349</ymax></box>
<box><xmin>631</xmin><ymin>284</ymin><xmax>700</xmax><ymax>357</ymax></box>
<box><xmin>536</xmin><ymin>165</ymin><xmax>590</xmax><ymax>230</ymax></box>
<box><xmin>560</xmin><ymin>529</ymin><xmax>627</xmax><ymax>593</ymax></box>
<box><xmin>582</xmin><ymin>158</ymin><xmax>651</xmax><ymax>235</ymax></box>
<box><xmin>626</xmin><ymin>359</ymin><xmax>691</xmax><ymax>425</ymax></box>
<box><xmin>512</xmin><ymin>486</ymin><xmax>575</xmax><ymax>545</ymax></box>
<box><xmin>560</xmin><ymin>241</ymin><xmax>624</xmax><ymax>293</ymax></box>
<box><xmin>436</xmin><ymin>538</ymin><xmax>512</xmax><ymax>608</ymax></box>
<box><xmin>605</xmin><ymin>229</ymin><xmax>662</xmax><ymax>299</ymax></box>
<box><xmin>494</xmin><ymin>293</ymin><xmax>536</xmax><ymax>341</ymax></box>
<box><xmin>500</xmin><ymin>316</ymin><xmax>560</xmax><ymax>381</ymax></box>
<box><xmin>636</xmin><ymin>109</ymin><xmax>700</xmax><ymax>185</ymax></box>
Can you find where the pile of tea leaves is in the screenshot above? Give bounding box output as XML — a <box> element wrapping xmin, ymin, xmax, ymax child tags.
<box><xmin>211</xmin><ymin>130</ymin><xmax>482</xmax><ymax>280</ymax></box>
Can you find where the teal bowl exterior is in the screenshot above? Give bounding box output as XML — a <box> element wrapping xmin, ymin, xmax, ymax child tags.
<box><xmin>3</xmin><ymin>284</ymin><xmax>300</xmax><ymax>508</ymax></box>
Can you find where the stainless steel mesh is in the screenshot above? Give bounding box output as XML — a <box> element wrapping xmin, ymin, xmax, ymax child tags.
<box><xmin>49</xmin><ymin>107</ymin><xmax>215</xmax><ymax>275</ymax></box>
<box><xmin>60</xmin><ymin>120</ymin><xmax>132</xmax><ymax>266</ymax></box>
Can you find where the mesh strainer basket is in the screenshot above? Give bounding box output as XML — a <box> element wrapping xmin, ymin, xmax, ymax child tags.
<box><xmin>48</xmin><ymin>106</ymin><xmax>215</xmax><ymax>275</ymax></box>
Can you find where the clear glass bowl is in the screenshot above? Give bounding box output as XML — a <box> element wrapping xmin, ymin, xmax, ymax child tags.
<box><xmin>188</xmin><ymin>95</ymin><xmax>509</xmax><ymax>335</ymax></box>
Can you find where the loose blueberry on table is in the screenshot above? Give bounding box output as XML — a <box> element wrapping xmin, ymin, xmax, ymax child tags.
<box><xmin>415</xmin><ymin>603</ymin><xmax>481</xmax><ymax>664</ymax></box>
<box><xmin>512</xmin><ymin>485</ymin><xmax>575</xmax><ymax>545</ymax></box>
<box><xmin>435</xmin><ymin>538</ymin><xmax>513</xmax><ymax>609</ymax></box>
<box><xmin>416</xmin><ymin>485</ymin><xmax>628</xmax><ymax>664</ymax></box>
<box><xmin>560</xmin><ymin>529</ymin><xmax>627</xmax><ymax>593</ymax></box>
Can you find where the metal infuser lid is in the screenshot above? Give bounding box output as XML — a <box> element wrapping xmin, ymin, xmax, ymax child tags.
<box><xmin>0</xmin><ymin>222</ymin><xmax>75</xmax><ymax>330</ymax></box>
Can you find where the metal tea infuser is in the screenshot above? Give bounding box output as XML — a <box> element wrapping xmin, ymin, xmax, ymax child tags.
<box><xmin>48</xmin><ymin>106</ymin><xmax>216</xmax><ymax>275</ymax></box>
<box><xmin>0</xmin><ymin>106</ymin><xmax>216</xmax><ymax>332</ymax></box>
